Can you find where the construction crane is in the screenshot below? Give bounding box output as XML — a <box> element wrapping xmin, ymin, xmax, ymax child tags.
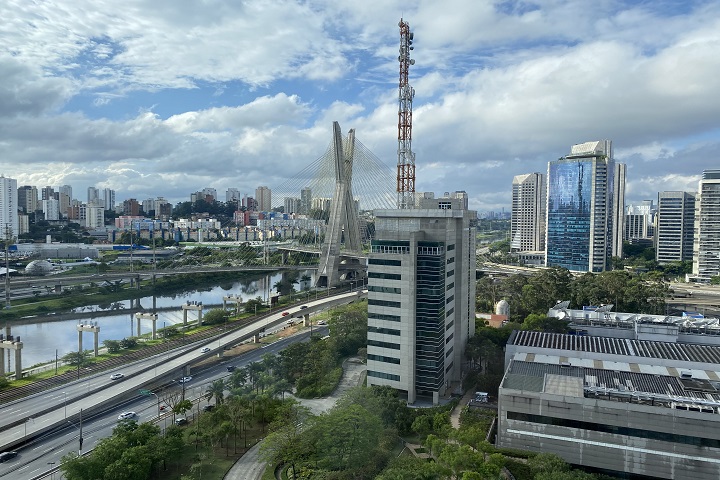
<box><xmin>397</xmin><ymin>18</ymin><xmax>416</xmax><ymax>209</ymax></box>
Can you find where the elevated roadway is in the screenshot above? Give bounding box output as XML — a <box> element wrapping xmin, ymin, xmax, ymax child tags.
<box><xmin>0</xmin><ymin>290</ymin><xmax>367</xmax><ymax>454</ymax></box>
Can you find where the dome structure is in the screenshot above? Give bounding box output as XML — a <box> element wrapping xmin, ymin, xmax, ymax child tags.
<box><xmin>25</xmin><ymin>260</ymin><xmax>53</xmax><ymax>276</ymax></box>
<box><xmin>495</xmin><ymin>299</ymin><xmax>510</xmax><ymax>316</ymax></box>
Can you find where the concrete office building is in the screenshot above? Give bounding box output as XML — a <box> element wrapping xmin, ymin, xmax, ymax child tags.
<box><xmin>366</xmin><ymin>194</ymin><xmax>476</xmax><ymax>404</ymax></box>
<box><xmin>545</xmin><ymin>140</ymin><xmax>625</xmax><ymax>272</ymax></box>
<box><xmin>87</xmin><ymin>186</ymin><xmax>99</xmax><ymax>205</ymax></box>
<box><xmin>499</xmin><ymin>329</ymin><xmax>720</xmax><ymax>479</ymax></box>
<box><xmin>510</xmin><ymin>173</ymin><xmax>545</xmax><ymax>253</ymax></box>
<box><xmin>226</xmin><ymin>188</ymin><xmax>240</xmax><ymax>203</ymax></box>
<box><xmin>0</xmin><ymin>176</ymin><xmax>19</xmax><ymax>241</ymax></box>
<box><xmin>300</xmin><ymin>187</ymin><xmax>312</xmax><ymax>215</ymax></box>
<box><xmin>103</xmin><ymin>188</ymin><xmax>115</xmax><ymax>211</ymax></box>
<box><xmin>694</xmin><ymin>170</ymin><xmax>720</xmax><ymax>282</ymax></box>
<box><xmin>42</xmin><ymin>198</ymin><xmax>60</xmax><ymax>221</ymax></box>
<box><xmin>624</xmin><ymin>200</ymin><xmax>654</xmax><ymax>242</ymax></box>
<box><xmin>656</xmin><ymin>191</ymin><xmax>695</xmax><ymax>264</ymax></box>
<box><xmin>256</xmin><ymin>186</ymin><xmax>271</xmax><ymax>212</ymax></box>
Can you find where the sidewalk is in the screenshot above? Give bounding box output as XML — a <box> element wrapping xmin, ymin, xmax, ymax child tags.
<box><xmin>223</xmin><ymin>358</ymin><xmax>366</xmax><ymax>480</ymax></box>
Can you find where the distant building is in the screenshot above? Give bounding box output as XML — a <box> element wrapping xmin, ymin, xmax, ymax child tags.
<box><xmin>366</xmin><ymin>193</ymin><xmax>476</xmax><ymax>404</ymax></box>
<box><xmin>42</xmin><ymin>197</ymin><xmax>60</xmax><ymax>221</ymax></box>
<box><xmin>284</xmin><ymin>197</ymin><xmax>301</xmax><ymax>214</ymax></box>
<box><xmin>0</xmin><ymin>176</ymin><xmax>19</xmax><ymax>240</ymax></box>
<box><xmin>87</xmin><ymin>186</ymin><xmax>99</xmax><ymax>205</ymax></box>
<box><xmin>256</xmin><ymin>186</ymin><xmax>271</xmax><ymax>212</ymax></box>
<box><xmin>545</xmin><ymin>140</ymin><xmax>625</xmax><ymax>272</ymax></box>
<box><xmin>123</xmin><ymin>198</ymin><xmax>140</xmax><ymax>216</ymax></box>
<box><xmin>226</xmin><ymin>188</ymin><xmax>240</xmax><ymax>203</ymax></box>
<box><xmin>510</xmin><ymin>173</ymin><xmax>546</xmax><ymax>253</ymax></box>
<box><xmin>201</xmin><ymin>187</ymin><xmax>217</xmax><ymax>202</ymax></box>
<box><xmin>103</xmin><ymin>188</ymin><xmax>115</xmax><ymax>211</ymax></box>
<box><xmin>17</xmin><ymin>185</ymin><xmax>38</xmax><ymax>213</ymax></box>
<box><xmin>41</xmin><ymin>186</ymin><xmax>55</xmax><ymax>201</ymax></box>
<box><xmin>656</xmin><ymin>191</ymin><xmax>695</xmax><ymax>264</ymax></box>
<box><xmin>625</xmin><ymin>200</ymin><xmax>655</xmax><ymax>241</ymax></box>
<box><xmin>693</xmin><ymin>170</ymin><xmax>720</xmax><ymax>282</ymax></box>
<box><xmin>300</xmin><ymin>187</ymin><xmax>312</xmax><ymax>214</ymax></box>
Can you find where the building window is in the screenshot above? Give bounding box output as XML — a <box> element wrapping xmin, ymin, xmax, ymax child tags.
<box><xmin>368</xmin><ymin>370</ymin><xmax>400</xmax><ymax>381</ymax></box>
<box><xmin>446</xmin><ymin>295</ymin><xmax>454</xmax><ymax>304</ymax></box>
<box><xmin>439</xmin><ymin>201</ymin><xmax>452</xmax><ymax>210</ymax></box>
<box><xmin>369</xmin><ymin>285</ymin><xmax>402</xmax><ymax>294</ymax></box>
<box><xmin>446</xmin><ymin>320</ymin><xmax>454</xmax><ymax>330</ymax></box>
<box><xmin>447</xmin><ymin>257</ymin><xmax>455</xmax><ymax>264</ymax></box>
<box><xmin>369</xmin><ymin>258</ymin><xmax>402</xmax><ymax>266</ymax></box>
<box><xmin>368</xmin><ymin>354</ymin><xmax>401</xmax><ymax>365</ymax></box>
<box><xmin>369</xmin><ymin>326</ymin><xmax>401</xmax><ymax>336</ymax></box>
<box><xmin>446</xmin><ymin>307</ymin><xmax>454</xmax><ymax>317</ymax></box>
<box><xmin>368</xmin><ymin>339</ymin><xmax>401</xmax><ymax>350</ymax></box>
<box><xmin>369</xmin><ymin>272</ymin><xmax>402</xmax><ymax>280</ymax></box>
<box><xmin>446</xmin><ymin>346</ymin><xmax>454</xmax><ymax>357</ymax></box>
<box><xmin>447</xmin><ymin>282</ymin><xmax>454</xmax><ymax>291</ymax></box>
<box><xmin>368</xmin><ymin>299</ymin><xmax>401</xmax><ymax>308</ymax></box>
<box><xmin>368</xmin><ymin>312</ymin><xmax>401</xmax><ymax>322</ymax></box>
<box><xmin>448</xmin><ymin>244</ymin><xmax>455</xmax><ymax>251</ymax></box>
<box><xmin>447</xmin><ymin>269</ymin><xmax>454</xmax><ymax>277</ymax></box>
<box><xmin>446</xmin><ymin>333</ymin><xmax>454</xmax><ymax>344</ymax></box>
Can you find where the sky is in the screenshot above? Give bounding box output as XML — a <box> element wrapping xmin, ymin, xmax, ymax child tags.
<box><xmin>1</xmin><ymin>0</ymin><xmax>719</xmax><ymax>214</ymax></box>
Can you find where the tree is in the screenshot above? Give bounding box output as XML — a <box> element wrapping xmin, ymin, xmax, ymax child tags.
<box><xmin>62</xmin><ymin>350</ymin><xmax>91</xmax><ymax>367</ymax></box>
<box><xmin>205</xmin><ymin>379</ymin><xmax>226</xmax><ymax>406</ymax></box>
<box><xmin>244</xmin><ymin>297</ymin><xmax>264</xmax><ymax>314</ymax></box>
<box><xmin>103</xmin><ymin>340</ymin><xmax>121</xmax><ymax>354</ymax></box>
<box><xmin>203</xmin><ymin>308</ymin><xmax>229</xmax><ymax>325</ymax></box>
<box><xmin>119</xmin><ymin>337</ymin><xmax>138</xmax><ymax>349</ymax></box>
<box><xmin>522</xmin><ymin>313</ymin><xmax>569</xmax><ymax>333</ymax></box>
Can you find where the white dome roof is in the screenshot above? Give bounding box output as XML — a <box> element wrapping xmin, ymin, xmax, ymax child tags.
<box><xmin>25</xmin><ymin>260</ymin><xmax>53</xmax><ymax>276</ymax></box>
<box><xmin>495</xmin><ymin>299</ymin><xmax>509</xmax><ymax>316</ymax></box>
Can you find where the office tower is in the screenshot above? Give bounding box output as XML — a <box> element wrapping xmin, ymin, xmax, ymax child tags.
<box><xmin>43</xmin><ymin>198</ymin><xmax>60</xmax><ymax>221</ymax></box>
<box><xmin>366</xmin><ymin>193</ymin><xmax>476</xmax><ymax>405</ymax></box>
<box><xmin>693</xmin><ymin>170</ymin><xmax>720</xmax><ymax>281</ymax></box>
<box><xmin>87</xmin><ymin>186</ymin><xmax>99</xmax><ymax>205</ymax></box>
<box><xmin>226</xmin><ymin>188</ymin><xmax>240</xmax><ymax>203</ymax></box>
<box><xmin>256</xmin><ymin>186</ymin><xmax>271</xmax><ymax>212</ymax></box>
<box><xmin>17</xmin><ymin>186</ymin><xmax>38</xmax><ymax>213</ymax></box>
<box><xmin>0</xmin><ymin>176</ymin><xmax>19</xmax><ymax>241</ymax></box>
<box><xmin>103</xmin><ymin>189</ymin><xmax>115</xmax><ymax>211</ymax></box>
<box><xmin>625</xmin><ymin>200</ymin><xmax>655</xmax><ymax>241</ymax></box>
<box><xmin>511</xmin><ymin>173</ymin><xmax>546</xmax><ymax>253</ymax></box>
<box><xmin>656</xmin><ymin>192</ymin><xmax>695</xmax><ymax>264</ymax></box>
<box><xmin>300</xmin><ymin>187</ymin><xmax>312</xmax><ymax>214</ymax></box>
<box><xmin>546</xmin><ymin>140</ymin><xmax>625</xmax><ymax>272</ymax></box>
<box><xmin>123</xmin><ymin>198</ymin><xmax>140</xmax><ymax>216</ymax></box>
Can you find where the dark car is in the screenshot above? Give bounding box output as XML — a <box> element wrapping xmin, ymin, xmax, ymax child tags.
<box><xmin>299</xmin><ymin>305</ymin><xmax>308</xmax><ymax>309</ymax></box>
<box><xmin>0</xmin><ymin>451</ymin><xmax>18</xmax><ymax>463</ymax></box>
<box><xmin>203</xmin><ymin>405</ymin><xmax>215</xmax><ymax>412</ymax></box>
<box><xmin>226</xmin><ymin>365</ymin><xmax>236</xmax><ymax>372</ymax></box>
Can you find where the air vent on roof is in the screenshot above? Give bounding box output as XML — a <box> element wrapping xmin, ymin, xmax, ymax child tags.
<box><xmin>680</xmin><ymin>371</ymin><xmax>692</xmax><ymax>379</ymax></box>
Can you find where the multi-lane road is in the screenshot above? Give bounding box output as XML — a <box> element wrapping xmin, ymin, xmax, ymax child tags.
<box><xmin>0</xmin><ymin>291</ymin><xmax>363</xmax><ymax>479</ymax></box>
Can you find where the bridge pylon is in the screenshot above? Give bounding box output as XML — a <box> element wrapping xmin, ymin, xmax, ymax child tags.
<box><xmin>316</xmin><ymin>122</ymin><xmax>364</xmax><ymax>288</ymax></box>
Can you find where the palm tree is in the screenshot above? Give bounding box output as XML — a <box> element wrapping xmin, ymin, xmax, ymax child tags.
<box><xmin>205</xmin><ymin>379</ymin><xmax>226</xmax><ymax>406</ymax></box>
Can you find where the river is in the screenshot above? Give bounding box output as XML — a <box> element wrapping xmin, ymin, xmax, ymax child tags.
<box><xmin>2</xmin><ymin>269</ymin><xmax>317</xmax><ymax>370</ymax></box>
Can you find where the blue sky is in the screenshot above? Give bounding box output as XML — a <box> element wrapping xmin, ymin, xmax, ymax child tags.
<box><xmin>1</xmin><ymin>0</ymin><xmax>719</xmax><ymax>213</ymax></box>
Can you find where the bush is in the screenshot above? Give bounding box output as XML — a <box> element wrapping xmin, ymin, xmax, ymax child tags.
<box><xmin>203</xmin><ymin>308</ymin><xmax>229</xmax><ymax>325</ymax></box>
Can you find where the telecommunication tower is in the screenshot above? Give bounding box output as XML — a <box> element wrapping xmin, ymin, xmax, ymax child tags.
<box><xmin>397</xmin><ymin>18</ymin><xmax>416</xmax><ymax>209</ymax></box>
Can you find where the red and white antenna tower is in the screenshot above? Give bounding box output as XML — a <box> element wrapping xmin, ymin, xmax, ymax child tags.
<box><xmin>397</xmin><ymin>18</ymin><xmax>415</xmax><ymax>209</ymax></box>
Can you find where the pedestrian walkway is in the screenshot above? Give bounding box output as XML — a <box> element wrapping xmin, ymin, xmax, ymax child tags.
<box><xmin>223</xmin><ymin>357</ymin><xmax>366</xmax><ymax>480</ymax></box>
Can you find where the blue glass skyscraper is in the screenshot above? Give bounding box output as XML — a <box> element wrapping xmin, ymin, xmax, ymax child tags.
<box><xmin>546</xmin><ymin>141</ymin><xmax>625</xmax><ymax>272</ymax></box>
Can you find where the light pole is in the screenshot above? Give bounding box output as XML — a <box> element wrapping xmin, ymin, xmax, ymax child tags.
<box><xmin>62</xmin><ymin>391</ymin><xmax>68</xmax><ymax>419</ymax></box>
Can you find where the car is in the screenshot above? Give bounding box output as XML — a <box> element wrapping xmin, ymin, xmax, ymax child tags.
<box><xmin>226</xmin><ymin>365</ymin><xmax>236</xmax><ymax>372</ymax></box>
<box><xmin>179</xmin><ymin>376</ymin><xmax>193</xmax><ymax>384</ymax></box>
<box><xmin>0</xmin><ymin>451</ymin><xmax>18</xmax><ymax>463</ymax></box>
<box><xmin>117</xmin><ymin>411</ymin><xmax>138</xmax><ymax>421</ymax></box>
<box><xmin>203</xmin><ymin>405</ymin><xmax>215</xmax><ymax>412</ymax></box>
<box><xmin>317</xmin><ymin>320</ymin><xmax>326</xmax><ymax>325</ymax></box>
<box><xmin>110</xmin><ymin>373</ymin><xmax>124</xmax><ymax>380</ymax></box>
<box><xmin>299</xmin><ymin>305</ymin><xmax>308</xmax><ymax>309</ymax></box>
<box><xmin>159</xmin><ymin>405</ymin><xmax>168</xmax><ymax>412</ymax></box>
<box><xmin>175</xmin><ymin>417</ymin><xmax>188</xmax><ymax>426</ymax></box>
<box><xmin>282</xmin><ymin>311</ymin><xmax>290</xmax><ymax>316</ymax></box>
<box><xmin>200</xmin><ymin>347</ymin><xmax>211</xmax><ymax>353</ymax></box>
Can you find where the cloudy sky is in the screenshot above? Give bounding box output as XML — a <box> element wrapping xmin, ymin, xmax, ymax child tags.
<box><xmin>1</xmin><ymin>0</ymin><xmax>719</xmax><ymax>213</ymax></box>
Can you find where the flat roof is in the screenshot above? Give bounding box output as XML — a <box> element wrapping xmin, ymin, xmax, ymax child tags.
<box><xmin>509</xmin><ymin>330</ymin><xmax>720</xmax><ymax>365</ymax></box>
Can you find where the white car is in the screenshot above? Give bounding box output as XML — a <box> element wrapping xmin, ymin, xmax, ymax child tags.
<box><xmin>117</xmin><ymin>411</ymin><xmax>137</xmax><ymax>421</ymax></box>
<box><xmin>200</xmin><ymin>347</ymin><xmax>211</xmax><ymax>353</ymax></box>
<box><xmin>179</xmin><ymin>376</ymin><xmax>193</xmax><ymax>384</ymax></box>
<box><xmin>317</xmin><ymin>320</ymin><xmax>327</xmax><ymax>325</ymax></box>
<box><xmin>110</xmin><ymin>373</ymin><xmax>124</xmax><ymax>380</ymax></box>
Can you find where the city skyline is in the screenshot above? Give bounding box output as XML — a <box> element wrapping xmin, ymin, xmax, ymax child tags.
<box><xmin>1</xmin><ymin>1</ymin><xmax>718</xmax><ymax>211</ymax></box>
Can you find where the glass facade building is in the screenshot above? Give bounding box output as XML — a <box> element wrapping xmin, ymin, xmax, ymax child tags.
<box><xmin>545</xmin><ymin>141</ymin><xmax>624</xmax><ymax>273</ymax></box>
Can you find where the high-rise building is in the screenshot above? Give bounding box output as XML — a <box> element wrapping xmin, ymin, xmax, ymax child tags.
<box><xmin>625</xmin><ymin>200</ymin><xmax>655</xmax><ymax>241</ymax></box>
<box><xmin>0</xmin><ymin>176</ymin><xmax>19</xmax><ymax>241</ymax></box>
<box><xmin>42</xmin><ymin>198</ymin><xmax>60</xmax><ymax>221</ymax></box>
<box><xmin>17</xmin><ymin>185</ymin><xmax>38</xmax><ymax>213</ymax></box>
<box><xmin>256</xmin><ymin>186</ymin><xmax>271</xmax><ymax>212</ymax></box>
<box><xmin>87</xmin><ymin>187</ymin><xmax>99</xmax><ymax>205</ymax></box>
<box><xmin>284</xmin><ymin>197</ymin><xmax>301</xmax><ymax>214</ymax></box>
<box><xmin>366</xmin><ymin>193</ymin><xmax>476</xmax><ymax>404</ymax></box>
<box><xmin>201</xmin><ymin>187</ymin><xmax>217</xmax><ymax>202</ymax></box>
<box><xmin>226</xmin><ymin>188</ymin><xmax>240</xmax><ymax>203</ymax></box>
<box><xmin>511</xmin><ymin>173</ymin><xmax>546</xmax><ymax>253</ymax></box>
<box><xmin>656</xmin><ymin>192</ymin><xmax>695</xmax><ymax>264</ymax></box>
<box><xmin>86</xmin><ymin>203</ymin><xmax>105</xmax><ymax>229</ymax></box>
<box><xmin>103</xmin><ymin>189</ymin><xmax>115</xmax><ymax>211</ymax></box>
<box><xmin>545</xmin><ymin>140</ymin><xmax>625</xmax><ymax>272</ymax></box>
<box><xmin>300</xmin><ymin>187</ymin><xmax>312</xmax><ymax>215</ymax></box>
<box><xmin>42</xmin><ymin>186</ymin><xmax>55</xmax><ymax>201</ymax></box>
<box><xmin>693</xmin><ymin>170</ymin><xmax>720</xmax><ymax>282</ymax></box>
<box><xmin>123</xmin><ymin>198</ymin><xmax>140</xmax><ymax>216</ymax></box>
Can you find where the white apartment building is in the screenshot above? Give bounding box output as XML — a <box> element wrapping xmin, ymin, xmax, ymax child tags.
<box><xmin>693</xmin><ymin>170</ymin><xmax>720</xmax><ymax>281</ymax></box>
<box><xmin>510</xmin><ymin>173</ymin><xmax>545</xmax><ymax>253</ymax></box>
<box><xmin>256</xmin><ymin>186</ymin><xmax>271</xmax><ymax>212</ymax></box>
<box><xmin>0</xmin><ymin>176</ymin><xmax>19</xmax><ymax>240</ymax></box>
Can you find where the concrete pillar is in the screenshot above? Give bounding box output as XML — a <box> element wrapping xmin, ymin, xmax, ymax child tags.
<box><xmin>93</xmin><ymin>330</ymin><xmax>99</xmax><ymax>356</ymax></box>
<box><xmin>303</xmin><ymin>314</ymin><xmax>310</xmax><ymax>327</ymax></box>
<box><xmin>14</xmin><ymin>342</ymin><xmax>22</xmax><ymax>379</ymax></box>
<box><xmin>183</xmin><ymin>309</ymin><xmax>188</xmax><ymax>325</ymax></box>
<box><xmin>253</xmin><ymin>333</ymin><xmax>261</xmax><ymax>343</ymax></box>
<box><xmin>432</xmin><ymin>391</ymin><xmax>440</xmax><ymax>406</ymax></box>
<box><xmin>135</xmin><ymin>313</ymin><xmax>159</xmax><ymax>340</ymax></box>
<box><xmin>78</xmin><ymin>329</ymin><xmax>83</xmax><ymax>353</ymax></box>
<box><xmin>77</xmin><ymin>324</ymin><xmax>101</xmax><ymax>356</ymax></box>
<box><xmin>137</xmin><ymin>317</ymin><xmax>141</xmax><ymax>337</ymax></box>
<box><xmin>0</xmin><ymin>341</ymin><xmax>4</xmax><ymax>375</ymax></box>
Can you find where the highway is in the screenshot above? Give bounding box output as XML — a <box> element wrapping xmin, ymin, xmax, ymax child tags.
<box><xmin>0</xmin><ymin>291</ymin><xmax>365</xmax><ymax>473</ymax></box>
<box><xmin>0</xmin><ymin>327</ymin><xmax>328</xmax><ymax>480</ymax></box>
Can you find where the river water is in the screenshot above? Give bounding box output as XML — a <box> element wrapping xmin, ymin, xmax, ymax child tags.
<box><xmin>3</xmin><ymin>270</ymin><xmax>317</xmax><ymax>370</ymax></box>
